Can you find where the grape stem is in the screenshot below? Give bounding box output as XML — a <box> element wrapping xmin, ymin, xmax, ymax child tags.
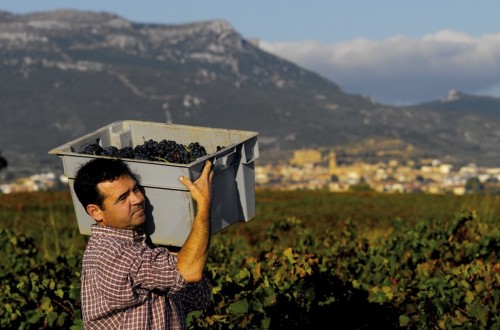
<box><xmin>153</xmin><ymin>157</ymin><xmax>170</xmax><ymax>163</ymax></box>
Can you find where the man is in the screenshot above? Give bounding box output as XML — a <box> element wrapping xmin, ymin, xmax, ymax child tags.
<box><xmin>73</xmin><ymin>158</ymin><xmax>213</xmax><ymax>329</ymax></box>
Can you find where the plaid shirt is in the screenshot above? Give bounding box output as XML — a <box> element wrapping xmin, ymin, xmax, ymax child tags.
<box><xmin>81</xmin><ymin>225</ymin><xmax>211</xmax><ymax>330</ymax></box>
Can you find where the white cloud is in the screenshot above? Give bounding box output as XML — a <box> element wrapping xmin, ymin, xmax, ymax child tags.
<box><xmin>259</xmin><ymin>30</ymin><xmax>500</xmax><ymax>105</ymax></box>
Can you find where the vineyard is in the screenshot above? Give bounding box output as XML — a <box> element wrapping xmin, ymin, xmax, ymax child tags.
<box><xmin>0</xmin><ymin>189</ymin><xmax>498</xmax><ymax>329</ymax></box>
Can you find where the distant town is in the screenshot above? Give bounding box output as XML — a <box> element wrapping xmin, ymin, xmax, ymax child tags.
<box><xmin>255</xmin><ymin>148</ymin><xmax>500</xmax><ymax>194</ymax></box>
<box><xmin>1</xmin><ymin>148</ymin><xmax>500</xmax><ymax>195</ymax></box>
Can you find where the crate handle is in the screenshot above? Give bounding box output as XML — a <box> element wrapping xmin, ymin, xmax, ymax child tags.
<box><xmin>213</xmin><ymin>148</ymin><xmax>238</xmax><ymax>170</ymax></box>
<box><xmin>241</xmin><ymin>137</ymin><xmax>259</xmax><ymax>164</ymax></box>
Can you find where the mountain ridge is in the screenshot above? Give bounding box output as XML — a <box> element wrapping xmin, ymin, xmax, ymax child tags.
<box><xmin>1</xmin><ymin>10</ymin><xmax>500</xmax><ymax>181</ymax></box>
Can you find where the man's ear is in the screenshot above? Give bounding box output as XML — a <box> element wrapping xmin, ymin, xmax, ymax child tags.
<box><xmin>86</xmin><ymin>204</ymin><xmax>103</xmax><ymax>223</ymax></box>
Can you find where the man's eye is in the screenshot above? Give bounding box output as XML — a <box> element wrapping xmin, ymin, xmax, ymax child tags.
<box><xmin>133</xmin><ymin>186</ymin><xmax>141</xmax><ymax>193</ymax></box>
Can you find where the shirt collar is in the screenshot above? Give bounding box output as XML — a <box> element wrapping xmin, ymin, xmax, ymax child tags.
<box><xmin>90</xmin><ymin>224</ymin><xmax>146</xmax><ymax>244</ymax></box>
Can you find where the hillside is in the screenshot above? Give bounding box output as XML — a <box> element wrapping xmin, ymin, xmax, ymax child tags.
<box><xmin>410</xmin><ymin>90</ymin><xmax>500</xmax><ymax>120</ymax></box>
<box><xmin>1</xmin><ymin>10</ymin><xmax>500</xmax><ymax>180</ymax></box>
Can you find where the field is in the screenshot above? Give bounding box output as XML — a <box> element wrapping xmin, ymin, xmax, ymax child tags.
<box><xmin>0</xmin><ymin>189</ymin><xmax>498</xmax><ymax>329</ymax></box>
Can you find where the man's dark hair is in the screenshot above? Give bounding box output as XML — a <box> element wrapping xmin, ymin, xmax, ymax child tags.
<box><xmin>74</xmin><ymin>158</ymin><xmax>138</xmax><ymax>209</ymax></box>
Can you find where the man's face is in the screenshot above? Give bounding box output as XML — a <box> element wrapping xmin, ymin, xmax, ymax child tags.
<box><xmin>94</xmin><ymin>174</ymin><xmax>146</xmax><ymax>230</ymax></box>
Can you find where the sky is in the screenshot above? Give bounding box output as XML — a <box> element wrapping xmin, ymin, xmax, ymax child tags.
<box><xmin>1</xmin><ymin>1</ymin><xmax>500</xmax><ymax>105</ymax></box>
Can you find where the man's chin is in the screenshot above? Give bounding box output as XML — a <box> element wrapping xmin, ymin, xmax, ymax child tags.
<box><xmin>136</xmin><ymin>215</ymin><xmax>146</xmax><ymax>225</ymax></box>
<box><xmin>131</xmin><ymin>218</ymin><xmax>146</xmax><ymax>230</ymax></box>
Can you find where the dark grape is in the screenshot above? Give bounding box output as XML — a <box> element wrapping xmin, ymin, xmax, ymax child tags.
<box><xmin>78</xmin><ymin>139</ymin><xmax>210</xmax><ymax>164</ymax></box>
<box><xmin>104</xmin><ymin>146</ymin><xmax>119</xmax><ymax>157</ymax></box>
<box><xmin>81</xmin><ymin>144</ymin><xmax>105</xmax><ymax>156</ymax></box>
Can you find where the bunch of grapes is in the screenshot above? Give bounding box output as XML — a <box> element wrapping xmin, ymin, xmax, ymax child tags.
<box><xmin>80</xmin><ymin>139</ymin><xmax>218</xmax><ymax>164</ymax></box>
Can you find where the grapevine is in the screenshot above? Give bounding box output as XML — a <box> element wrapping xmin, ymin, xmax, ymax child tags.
<box><xmin>1</xmin><ymin>190</ymin><xmax>497</xmax><ymax>329</ymax></box>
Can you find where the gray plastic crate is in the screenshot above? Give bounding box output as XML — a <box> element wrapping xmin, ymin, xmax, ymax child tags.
<box><xmin>49</xmin><ymin>120</ymin><xmax>259</xmax><ymax>247</ymax></box>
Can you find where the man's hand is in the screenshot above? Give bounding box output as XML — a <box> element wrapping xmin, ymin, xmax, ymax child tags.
<box><xmin>180</xmin><ymin>160</ymin><xmax>214</xmax><ymax>208</ymax></box>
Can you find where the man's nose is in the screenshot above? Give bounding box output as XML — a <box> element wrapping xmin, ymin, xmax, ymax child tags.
<box><xmin>131</xmin><ymin>190</ymin><xmax>144</xmax><ymax>204</ymax></box>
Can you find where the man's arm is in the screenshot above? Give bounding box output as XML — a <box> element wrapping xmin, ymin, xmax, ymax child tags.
<box><xmin>177</xmin><ymin>160</ymin><xmax>213</xmax><ymax>282</ymax></box>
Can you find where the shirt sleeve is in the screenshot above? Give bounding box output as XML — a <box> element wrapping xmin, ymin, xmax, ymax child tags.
<box><xmin>96</xmin><ymin>241</ymin><xmax>188</xmax><ymax>308</ymax></box>
<box><xmin>178</xmin><ymin>275</ymin><xmax>212</xmax><ymax>312</ymax></box>
<box><xmin>130</xmin><ymin>245</ymin><xmax>187</xmax><ymax>295</ymax></box>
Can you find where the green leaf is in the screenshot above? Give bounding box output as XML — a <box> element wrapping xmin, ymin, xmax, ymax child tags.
<box><xmin>47</xmin><ymin>311</ymin><xmax>58</xmax><ymax>327</ymax></box>
<box><xmin>228</xmin><ymin>299</ymin><xmax>249</xmax><ymax>314</ymax></box>
<box><xmin>261</xmin><ymin>317</ymin><xmax>271</xmax><ymax>329</ymax></box>
<box><xmin>70</xmin><ymin>318</ymin><xmax>84</xmax><ymax>330</ymax></box>
<box><xmin>262</xmin><ymin>288</ymin><xmax>277</xmax><ymax>307</ymax></box>
<box><xmin>57</xmin><ymin>311</ymin><xmax>68</xmax><ymax>327</ymax></box>
<box><xmin>55</xmin><ymin>288</ymin><xmax>65</xmax><ymax>298</ymax></box>
<box><xmin>5</xmin><ymin>303</ymin><xmax>13</xmax><ymax>313</ymax></box>
<box><xmin>283</xmin><ymin>247</ymin><xmax>294</xmax><ymax>262</ymax></box>
<box><xmin>27</xmin><ymin>310</ymin><xmax>42</xmax><ymax>324</ymax></box>
<box><xmin>399</xmin><ymin>314</ymin><xmax>411</xmax><ymax>326</ymax></box>
<box><xmin>469</xmin><ymin>302</ymin><xmax>488</xmax><ymax>326</ymax></box>
<box><xmin>69</xmin><ymin>286</ymin><xmax>80</xmax><ymax>300</ymax></box>
<box><xmin>9</xmin><ymin>236</ymin><xmax>17</xmax><ymax>245</ymax></box>
<box><xmin>16</xmin><ymin>281</ymin><xmax>25</xmax><ymax>291</ymax></box>
<box><xmin>464</xmin><ymin>290</ymin><xmax>475</xmax><ymax>304</ymax></box>
<box><xmin>41</xmin><ymin>296</ymin><xmax>53</xmax><ymax>312</ymax></box>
